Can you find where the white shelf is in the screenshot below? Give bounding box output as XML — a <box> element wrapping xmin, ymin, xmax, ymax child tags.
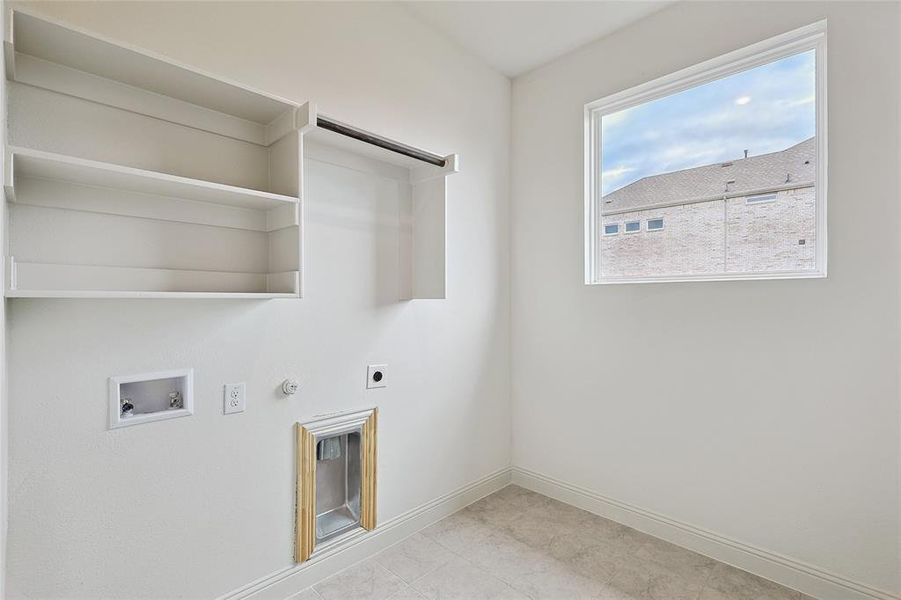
<box><xmin>3</xmin><ymin>10</ymin><xmax>458</xmax><ymax>301</ymax></box>
<box><xmin>8</xmin><ymin>290</ymin><xmax>298</xmax><ymax>299</ymax></box>
<box><xmin>3</xmin><ymin>10</ymin><xmax>306</xmax><ymax>300</ymax></box>
<box><xmin>7</xmin><ymin>259</ymin><xmax>300</xmax><ymax>299</ymax></box>
<box><xmin>6</xmin><ymin>9</ymin><xmax>299</xmax><ymax>145</ymax></box>
<box><xmin>8</xmin><ymin>291</ymin><xmax>298</xmax><ymax>299</ymax></box>
<box><xmin>6</xmin><ymin>147</ymin><xmax>299</xmax><ymax>211</ymax></box>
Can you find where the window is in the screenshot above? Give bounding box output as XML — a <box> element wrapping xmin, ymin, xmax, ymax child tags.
<box><xmin>585</xmin><ymin>22</ymin><xmax>826</xmax><ymax>284</ymax></box>
<box><xmin>746</xmin><ymin>193</ymin><xmax>778</xmax><ymax>204</ymax></box>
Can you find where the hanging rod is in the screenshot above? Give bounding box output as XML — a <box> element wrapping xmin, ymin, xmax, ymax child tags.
<box><xmin>316</xmin><ymin>116</ymin><xmax>447</xmax><ymax>168</ymax></box>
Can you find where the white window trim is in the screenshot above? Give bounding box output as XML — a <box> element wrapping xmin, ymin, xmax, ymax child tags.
<box><xmin>624</xmin><ymin>221</ymin><xmax>641</xmax><ymax>233</ymax></box>
<box><xmin>646</xmin><ymin>218</ymin><xmax>665</xmax><ymax>232</ymax></box>
<box><xmin>584</xmin><ymin>20</ymin><xmax>827</xmax><ymax>285</ymax></box>
<box><xmin>603</xmin><ymin>223</ymin><xmax>620</xmax><ymax>236</ymax></box>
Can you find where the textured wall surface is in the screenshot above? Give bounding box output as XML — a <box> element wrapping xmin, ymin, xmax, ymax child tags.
<box><xmin>5</xmin><ymin>2</ymin><xmax>511</xmax><ymax>598</ymax></box>
<box><xmin>512</xmin><ymin>1</ymin><xmax>899</xmax><ymax>595</ymax></box>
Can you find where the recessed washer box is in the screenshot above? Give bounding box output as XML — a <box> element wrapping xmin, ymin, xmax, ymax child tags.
<box><xmin>109</xmin><ymin>368</ymin><xmax>194</xmax><ymax>430</ymax></box>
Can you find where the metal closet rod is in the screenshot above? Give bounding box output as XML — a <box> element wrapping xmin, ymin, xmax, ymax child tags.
<box><xmin>316</xmin><ymin>116</ymin><xmax>447</xmax><ymax>168</ymax></box>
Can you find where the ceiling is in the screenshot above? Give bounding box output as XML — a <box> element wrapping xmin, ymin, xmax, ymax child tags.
<box><xmin>402</xmin><ymin>1</ymin><xmax>673</xmax><ymax>78</ymax></box>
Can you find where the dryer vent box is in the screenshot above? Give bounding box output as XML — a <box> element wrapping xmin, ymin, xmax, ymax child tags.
<box><xmin>295</xmin><ymin>407</ymin><xmax>377</xmax><ymax>562</ymax></box>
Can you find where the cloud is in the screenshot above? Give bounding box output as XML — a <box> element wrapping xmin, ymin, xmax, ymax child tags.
<box><xmin>600</xmin><ymin>49</ymin><xmax>815</xmax><ymax>195</ymax></box>
<box><xmin>602</xmin><ymin>165</ymin><xmax>636</xmax><ymax>182</ymax></box>
<box><xmin>781</xmin><ymin>95</ymin><xmax>815</xmax><ymax>107</ymax></box>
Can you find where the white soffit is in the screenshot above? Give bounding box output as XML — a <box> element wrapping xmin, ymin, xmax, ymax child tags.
<box><xmin>401</xmin><ymin>1</ymin><xmax>673</xmax><ymax>78</ymax></box>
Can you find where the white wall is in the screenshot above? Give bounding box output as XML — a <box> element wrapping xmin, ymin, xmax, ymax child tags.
<box><xmin>0</xmin><ymin>4</ymin><xmax>7</xmax><ymax>596</ymax></box>
<box><xmin>5</xmin><ymin>2</ymin><xmax>510</xmax><ymax>598</ymax></box>
<box><xmin>512</xmin><ymin>1</ymin><xmax>899</xmax><ymax>597</ymax></box>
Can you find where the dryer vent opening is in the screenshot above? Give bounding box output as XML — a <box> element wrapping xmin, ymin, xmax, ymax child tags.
<box><xmin>295</xmin><ymin>407</ymin><xmax>377</xmax><ymax>562</ymax></box>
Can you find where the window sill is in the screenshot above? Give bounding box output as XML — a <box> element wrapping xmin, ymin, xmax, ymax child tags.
<box><xmin>588</xmin><ymin>270</ymin><xmax>827</xmax><ymax>285</ymax></box>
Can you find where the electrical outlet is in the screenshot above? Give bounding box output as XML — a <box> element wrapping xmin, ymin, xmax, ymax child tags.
<box><xmin>223</xmin><ymin>382</ymin><xmax>246</xmax><ymax>414</ymax></box>
<box><xmin>367</xmin><ymin>365</ymin><xmax>388</xmax><ymax>389</ymax></box>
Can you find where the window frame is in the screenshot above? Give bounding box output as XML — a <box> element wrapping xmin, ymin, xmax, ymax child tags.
<box><xmin>624</xmin><ymin>220</ymin><xmax>641</xmax><ymax>234</ymax></box>
<box><xmin>603</xmin><ymin>223</ymin><xmax>620</xmax><ymax>236</ymax></box>
<box><xmin>646</xmin><ymin>218</ymin><xmax>665</xmax><ymax>232</ymax></box>
<box><xmin>584</xmin><ymin>21</ymin><xmax>827</xmax><ymax>285</ymax></box>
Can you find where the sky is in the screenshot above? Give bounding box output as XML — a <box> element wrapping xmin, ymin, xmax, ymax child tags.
<box><xmin>601</xmin><ymin>50</ymin><xmax>816</xmax><ymax>196</ymax></box>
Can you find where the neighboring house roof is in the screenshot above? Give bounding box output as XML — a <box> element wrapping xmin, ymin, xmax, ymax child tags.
<box><xmin>602</xmin><ymin>137</ymin><xmax>816</xmax><ymax>212</ymax></box>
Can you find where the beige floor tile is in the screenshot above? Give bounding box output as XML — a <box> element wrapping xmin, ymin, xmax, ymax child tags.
<box><xmin>570</xmin><ymin>522</ymin><xmax>655</xmax><ymax>562</ymax></box>
<box><xmin>492</xmin><ymin>485</ymin><xmax>558</xmax><ymax>513</ymax></box>
<box><xmin>633</xmin><ymin>537</ymin><xmax>717</xmax><ymax>582</ymax></box>
<box><xmin>314</xmin><ymin>559</ymin><xmax>407</xmax><ymax>600</ymax></box>
<box><xmin>503</xmin><ymin>512</ymin><xmax>566</xmax><ymax>552</ymax></box>
<box><xmin>462</xmin><ymin>487</ymin><xmax>559</xmax><ymax>536</ymax></box>
<box><xmin>502</xmin><ymin>499</ymin><xmax>644</xmax><ymax>565</ymax></box>
<box><xmin>420</xmin><ymin>511</ymin><xmax>495</xmax><ymax>556</ymax></box>
<box><xmin>376</xmin><ymin>533</ymin><xmax>456</xmax><ymax>583</ymax></box>
<box><xmin>515</xmin><ymin>501</ymin><xmax>651</xmax><ymax>554</ymax></box>
<box><xmin>567</xmin><ymin>543</ymin><xmax>636</xmax><ymax>583</ymax></box>
<box><xmin>311</xmin><ymin>487</ymin><xmax>813</xmax><ymax>600</ymax></box>
<box><xmin>410</xmin><ymin>558</ymin><xmax>528</xmax><ymax>600</ymax></box>
<box><xmin>506</xmin><ymin>558</ymin><xmax>620</xmax><ymax>600</ymax></box>
<box><xmin>457</xmin><ymin>529</ymin><xmax>552</xmax><ymax>583</ymax></box>
<box><xmin>699</xmin><ymin>589</ymin><xmax>801</xmax><ymax>600</ymax></box>
<box><xmin>288</xmin><ymin>588</ymin><xmax>321</xmax><ymax>600</ymax></box>
<box><xmin>605</xmin><ymin>555</ymin><xmax>707</xmax><ymax>600</ymax></box>
<box><xmin>702</xmin><ymin>563</ymin><xmax>803</xmax><ymax>600</ymax></box>
<box><xmin>386</xmin><ymin>583</ymin><xmax>427</xmax><ymax>599</ymax></box>
<box><xmin>519</xmin><ymin>498</ymin><xmax>594</xmax><ymax>534</ymax></box>
<box><xmin>464</xmin><ymin>500</ymin><xmax>524</xmax><ymax>530</ymax></box>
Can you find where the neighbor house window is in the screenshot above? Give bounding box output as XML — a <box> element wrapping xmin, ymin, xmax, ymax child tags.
<box><xmin>746</xmin><ymin>193</ymin><xmax>778</xmax><ymax>204</ymax></box>
<box><xmin>584</xmin><ymin>22</ymin><xmax>826</xmax><ymax>284</ymax></box>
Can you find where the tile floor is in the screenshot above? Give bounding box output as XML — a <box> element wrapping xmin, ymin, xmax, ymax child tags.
<box><xmin>294</xmin><ymin>485</ymin><xmax>814</xmax><ymax>600</ymax></box>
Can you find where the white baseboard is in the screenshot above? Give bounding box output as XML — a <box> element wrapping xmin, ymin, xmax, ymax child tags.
<box><xmin>511</xmin><ymin>467</ymin><xmax>899</xmax><ymax>600</ymax></box>
<box><xmin>218</xmin><ymin>467</ymin><xmax>513</xmax><ymax>600</ymax></box>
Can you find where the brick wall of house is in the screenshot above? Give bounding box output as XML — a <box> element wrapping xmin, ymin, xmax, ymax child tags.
<box><xmin>725</xmin><ymin>187</ymin><xmax>816</xmax><ymax>272</ymax></box>
<box><xmin>600</xmin><ymin>186</ymin><xmax>816</xmax><ymax>278</ymax></box>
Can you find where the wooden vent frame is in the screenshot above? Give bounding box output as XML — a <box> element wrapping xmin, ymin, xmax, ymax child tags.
<box><xmin>295</xmin><ymin>407</ymin><xmax>377</xmax><ymax>562</ymax></box>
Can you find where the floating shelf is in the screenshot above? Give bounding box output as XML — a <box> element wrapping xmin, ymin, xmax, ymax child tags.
<box><xmin>4</xmin><ymin>144</ymin><xmax>303</xmax><ymax>298</ymax></box>
<box><xmin>5</xmin><ymin>9</ymin><xmax>299</xmax><ymax>145</ymax></box>
<box><xmin>7</xmin><ymin>259</ymin><xmax>300</xmax><ymax>299</ymax></box>
<box><xmin>5</xmin><ymin>147</ymin><xmax>299</xmax><ymax>212</ymax></box>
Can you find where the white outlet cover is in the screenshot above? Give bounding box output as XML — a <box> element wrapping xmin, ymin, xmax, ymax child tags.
<box><xmin>367</xmin><ymin>365</ymin><xmax>388</xmax><ymax>389</ymax></box>
<box><xmin>223</xmin><ymin>382</ymin><xmax>246</xmax><ymax>414</ymax></box>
